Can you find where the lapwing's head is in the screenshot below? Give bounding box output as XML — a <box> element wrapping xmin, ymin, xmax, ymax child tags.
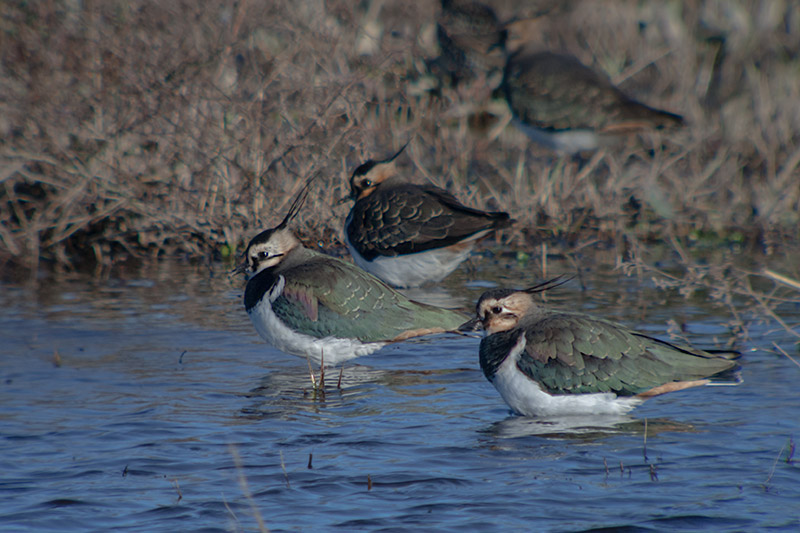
<box><xmin>234</xmin><ymin>179</ymin><xmax>313</xmax><ymax>277</ymax></box>
<box><xmin>460</xmin><ymin>288</ymin><xmax>530</xmax><ymax>334</ymax></box>
<box><xmin>346</xmin><ymin>143</ymin><xmax>408</xmax><ymax>201</ymax></box>
<box><xmin>238</xmin><ymin>227</ymin><xmax>300</xmax><ymax>276</ymax></box>
<box><xmin>459</xmin><ymin>276</ymin><xmax>573</xmax><ymax>334</ymax></box>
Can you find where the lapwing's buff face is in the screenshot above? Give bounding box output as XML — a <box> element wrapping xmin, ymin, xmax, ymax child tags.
<box><xmin>473</xmin><ymin>289</ymin><xmax>534</xmax><ymax>334</ymax></box>
<box><xmin>460</xmin><ymin>278</ymin><xmax>569</xmax><ymax>335</ymax></box>
<box><xmin>348</xmin><ymin>158</ymin><xmax>398</xmax><ymax>201</ymax></box>
<box><xmin>240</xmin><ymin>228</ymin><xmax>299</xmax><ymax>276</ymax></box>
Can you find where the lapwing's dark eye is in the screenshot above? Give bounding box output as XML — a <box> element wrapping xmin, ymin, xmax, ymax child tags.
<box><xmin>491</xmin><ymin>306</ymin><xmax>502</xmax><ymax>315</ymax></box>
<box><xmin>362</xmin><ymin>179</ymin><xmax>372</xmax><ymax>188</ymax></box>
<box><xmin>257</xmin><ymin>251</ymin><xmax>269</xmax><ymax>260</ymax></box>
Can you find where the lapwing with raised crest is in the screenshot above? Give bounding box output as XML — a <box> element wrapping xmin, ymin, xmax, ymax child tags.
<box><xmin>460</xmin><ymin>277</ymin><xmax>741</xmax><ymax>417</ymax></box>
<box><xmin>235</xmin><ymin>181</ymin><xmax>467</xmax><ymax>366</ymax></box>
<box><xmin>342</xmin><ymin>145</ymin><xmax>513</xmax><ymax>288</ymax></box>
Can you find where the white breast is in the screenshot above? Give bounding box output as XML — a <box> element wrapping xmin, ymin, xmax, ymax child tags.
<box><xmin>513</xmin><ymin>118</ymin><xmax>600</xmax><ymax>154</ymax></box>
<box><xmin>247</xmin><ymin>275</ymin><xmax>385</xmax><ymax>366</ymax></box>
<box><xmin>489</xmin><ymin>333</ymin><xmax>642</xmax><ymax>417</ymax></box>
<box><xmin>344</xmin><ymin>228</ymin><xmax>481</xmax><ymax>288</ymax></box>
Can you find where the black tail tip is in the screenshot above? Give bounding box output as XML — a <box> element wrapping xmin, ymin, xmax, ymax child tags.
<box><xmin>493</xmin><ymin>213</ymin><xmax>515</xmax><ymax>229</ymax></box>
<box><xmin>656</xmin><ymin>109</ymin><xmax>684</xmax><ymax>128</ymax></box>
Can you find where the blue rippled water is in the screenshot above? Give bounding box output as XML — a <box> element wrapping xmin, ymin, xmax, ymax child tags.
<box><xmin>1</xmin><ymin>261</ymin><xmax>798</xmax><ymax>531</ymax></box>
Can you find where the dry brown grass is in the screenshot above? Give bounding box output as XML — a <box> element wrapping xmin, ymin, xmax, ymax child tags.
<box><xmin>1</xmin><ymin>0</ymin><xmax>798</xmax><ymax>287</ymax></box>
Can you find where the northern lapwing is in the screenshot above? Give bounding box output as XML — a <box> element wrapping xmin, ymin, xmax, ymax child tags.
<box><xmin>342</xmin><ymin>145</ymin><xmax>513</xmax><ymax>288</ymax></box>
<box><xmin>501</xmin><ymin>48</ymin><xmax>684</xmax><ymax>154</ymax></box>
<box><xmin>434</xmin><ymin>0</ymin><xmax>507</xmax><ymax>88</ymax></box>
<box><xmin>236</xmin><ymin>183</ymin><xmax>467</xmax><ymax>366</ymax></box>
<box><xmin>460</xmin><ymin>277</ymin><xmax>740</xmax><ymax>417</ymax></box>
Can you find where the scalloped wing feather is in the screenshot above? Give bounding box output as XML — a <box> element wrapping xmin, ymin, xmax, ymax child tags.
<box><xmin>348</xmin><ymin>183</ymin><xmax>508</xmax><ymax>258</ymax></box>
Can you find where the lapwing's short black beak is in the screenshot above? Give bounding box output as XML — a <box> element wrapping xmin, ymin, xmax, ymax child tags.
<box><xmin>458</xmin><ymin>316</ymin><xmax>484</xmax><ymax>333</ymax></box>
<box><xmin>231</xmin><ymin>259</ymin><xmax>249</xmax><ymax>277</ymax></box>
<box><xmin>336</xmin><ymin>194</ymin><xmax>352</xmax><ymax>206</ymax></box>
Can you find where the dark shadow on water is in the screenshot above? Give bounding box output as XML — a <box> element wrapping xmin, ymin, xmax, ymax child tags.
<box><xmin>577</xmin><ymin>527</ymin><xmax>652</xmax><ymax>533</ymax></box>
<box><xmin>482</xmin><ymin>414</ymin><xmax>697</xmax><ymax>441</ymax></box>
<box><xmin>239</xmin><ymin>364</ymin><xmax>475</xmax><ymax>420</ymax></box>
<box><xmin>576</xmin><ymin>514</ymin><xmax>760</xmax><ymax>532</ymax></box>
<box><xmin>239</xmin><ymin>365</ymin><xmax>382</xmax><ymax>419</ymax></box>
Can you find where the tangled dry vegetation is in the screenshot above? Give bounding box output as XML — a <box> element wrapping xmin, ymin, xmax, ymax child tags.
<box><xmin>1</xmin><ymin>0</ymin><xmax>799</xmax><ymax>329</ymax></box>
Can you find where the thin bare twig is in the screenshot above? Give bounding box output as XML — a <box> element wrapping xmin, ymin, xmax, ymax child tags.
<box><xmin>762</xmin><ymin>269</ymin><xmax>800</xmax><ymax>291</ymax></box>
<box><xmin>772</xmin><ymin>342</ymin><xmax>800</xmax><ymax>371</ymax></box>
<box><xmin>279</xmin><ymin>450</ymin><xmax>290</xmax><ymax>489</ymax></box>
<box><xmin>763</xmin><ymin>441</ymin><xmax>789</xmax><ymax>491</ymax></box>
<box><xmin>229</xmin><ymin>444</ymin><xmax>269</xmax><ymax>533</ymax></box>
<box><xmin>745</xmin><ymin>280</ymin><xmax>800</xmax><ymax>340</ymax></box>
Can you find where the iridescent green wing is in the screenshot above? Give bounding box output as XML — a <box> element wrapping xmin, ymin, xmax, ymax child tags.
<box><xmin>272</xmin><ymin>255</ymin><xmax>464</xmax><ymax>342</ymax></box>
<box><xmin>516</xmin><ymin>313</ymin><xmax>735</xmax><ymax>396</ymax></box>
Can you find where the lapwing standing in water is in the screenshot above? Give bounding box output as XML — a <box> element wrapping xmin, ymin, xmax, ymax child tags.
<box><xmin>501</xmin><ymin>47</ymin><xmax>684</xmax><ymax>154</ymax></box>
<box><xmin>460</xmin><ymin>277</ymin><xmax>740</xmax><ymax>417</ymax></box>
<box><xmin>342</xmin><ymin>145</ymin><xmax>513</xmax><ymax>288</ymax></box>
<box><xmin>235</xmin><ymin>183</ymin><xmax>467</xmax><ymax>366</ymax></box>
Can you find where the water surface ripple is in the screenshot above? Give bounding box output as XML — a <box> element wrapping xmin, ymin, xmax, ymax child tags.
<box><xmin>1</xmin><ymin>263</ymin><xmax>798</xmax><ymax>531</ymax></box>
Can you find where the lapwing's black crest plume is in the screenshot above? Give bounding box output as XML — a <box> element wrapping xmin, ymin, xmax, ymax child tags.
<box><xmin>351</xmin><ymin>142</ymin><xmax>409</xmax><ymax>179</ymax></box>
<box><xmin>387</xmin><ymin>141</ymin><xmax>410</xmax><ymax>163</ymax></box>
<box><xmin>231</xmin><ymin>175</ymin><xmax>318</xmax><ymax>278</ymax></box>
<box><xmin>278</xmin><ymin>175</ymin><xmax>316</xmax><ymax>230</ymax></box>
<box><xmin>524</xmin><ymin>274</ymin><xmax>575</xmax><ymax>295</ymax></box>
